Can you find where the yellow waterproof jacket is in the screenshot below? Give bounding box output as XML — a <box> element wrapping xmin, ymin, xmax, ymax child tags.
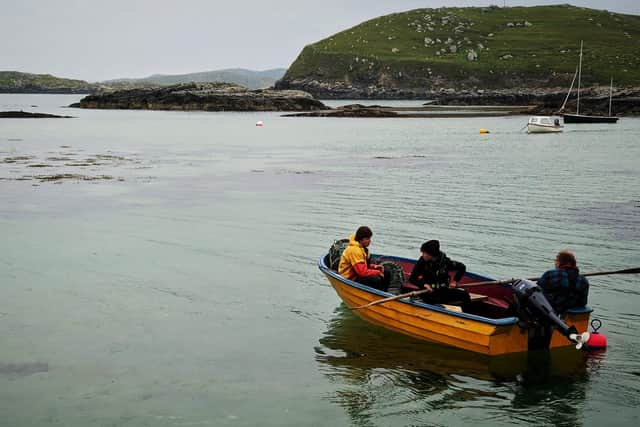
<box><xmin>338</xmin><ymin>234</ymin><xmax>379</xmax><ymax>280</ymax></box>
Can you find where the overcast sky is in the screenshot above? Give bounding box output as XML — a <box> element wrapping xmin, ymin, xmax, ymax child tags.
<box><xmin>1</xmin><ymin>0</ymin><xmax>638</xmax><ymax>82</ymax></box>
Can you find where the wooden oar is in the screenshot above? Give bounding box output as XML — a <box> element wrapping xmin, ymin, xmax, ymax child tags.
<box><xmin>459</xmin><ymin>267</ymin><xmax>640</xmax><ymax>289</ymax></box>
<box><xmin>351</xmin><ymin>288</ymin><xmax>433</xmax><ymax>310</ymax></box>
<box><xmin>580</xmin><ymin>267</ymin><xmax>640</xmax><ymax>277</ymax></box>
<box><xmin>352</xmin><ymin>267</ymin><xmax>640</xmax><ymax>310</ymax></box>
<box><xmin>352</xmin><ymin>277</ymin><xmax>520</xmax><ymax>310</ymax></box>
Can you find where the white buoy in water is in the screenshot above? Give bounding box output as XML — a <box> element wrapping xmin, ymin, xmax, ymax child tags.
<box><xmin>256</xmin><ymin>121</ymin><xmax>264</xmax><ymax>127</ymax></box>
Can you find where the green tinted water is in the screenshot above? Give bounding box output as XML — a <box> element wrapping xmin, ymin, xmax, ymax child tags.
<box><xmin>1</xmin><ymin>94</ymin><xmax>639</xmax><ymax>426</ymax></box>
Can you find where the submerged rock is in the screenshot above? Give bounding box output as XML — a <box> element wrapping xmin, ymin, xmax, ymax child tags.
<box><xmin>70</xmin><ymin>82</ymin><xmax>326</xmax><ymax>112</ymax></box>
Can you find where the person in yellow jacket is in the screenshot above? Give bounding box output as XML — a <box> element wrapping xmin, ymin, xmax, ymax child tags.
<box><xmin>338</xmin><ymin>226</ymin><xmax>390</xmax><ymax>291</ymax></box>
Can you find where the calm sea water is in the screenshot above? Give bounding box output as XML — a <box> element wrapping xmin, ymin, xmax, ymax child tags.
<box><xmin>1</xmin><ymin>94</ymin><xmax>639</xmax><ymax>426</ymax></box>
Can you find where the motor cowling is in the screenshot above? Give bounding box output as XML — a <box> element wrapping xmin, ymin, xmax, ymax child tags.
<box><xmin>512</xmin><ymin>279</ymin><xmax>579</xmax><ymax>340</ymax></box>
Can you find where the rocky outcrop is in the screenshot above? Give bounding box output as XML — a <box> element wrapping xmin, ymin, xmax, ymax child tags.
<box><xmin>284</xmin><ymin>104</ymin><xmax>398</xmax><ymax>117</ymax></box>
<box><xmin>70</xmin><ymin>82</ymin><xmax>326</xmax><ymax>111</ymax></box>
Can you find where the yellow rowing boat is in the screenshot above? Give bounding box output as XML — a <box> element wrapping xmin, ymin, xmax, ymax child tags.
<box><xmin>318</xmin><ymin>254</ymin><xmax>592</xmax><ymax>356</ymax></box>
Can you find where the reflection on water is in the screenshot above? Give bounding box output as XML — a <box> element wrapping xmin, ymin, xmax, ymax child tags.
<box><xmin>316</xmin><ymin>305</ymin><xmax>602</xmax><ymax>426</ymax></box>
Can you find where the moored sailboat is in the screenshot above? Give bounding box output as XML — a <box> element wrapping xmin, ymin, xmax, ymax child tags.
<box><xmin>560</xmin><ymin>40</ymin><xmax>619</xmax><ymax>123</ymax></box>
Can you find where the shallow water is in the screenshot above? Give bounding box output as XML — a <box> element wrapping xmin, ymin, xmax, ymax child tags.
<box><xmin>1</xmin><ymin>94</ymin><xmax>639</xmax><ymax>426</ymax></box>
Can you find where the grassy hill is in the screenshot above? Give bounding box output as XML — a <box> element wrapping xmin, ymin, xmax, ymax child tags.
<box><xmin>279</xmin><ymin>5</ymin><xmax>640</xmax><ymax>93</ymax></box>
<box><xmin>102</xmin><ymin>68</ymin><xmax>286</xmax><ymax>90</ymax></box>
<box><xmin>0</xmin><ymin>71</ymin><xmax>94</xmax><ymax>93</ymax></box>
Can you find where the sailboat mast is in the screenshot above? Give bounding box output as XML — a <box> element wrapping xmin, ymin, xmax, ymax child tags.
<box><xmin>577</xmin><ymin>40</ymin><xmax>583</xmax><ymax>115</ymax></box>
<box><xmin>609</xmin><ymin>77</ymin><xmax>613</xmax><ymax>117</ymax></box>
<box><xmin>560</xmin><ymin>65</ymin><xmax>578</xmax><ymax>112</ymax></box>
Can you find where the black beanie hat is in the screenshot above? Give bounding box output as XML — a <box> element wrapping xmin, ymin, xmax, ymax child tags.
<box><xmin>421</xmin><ymin>240</ymin><xmax>440</xmax><ymax>256</ymax></box>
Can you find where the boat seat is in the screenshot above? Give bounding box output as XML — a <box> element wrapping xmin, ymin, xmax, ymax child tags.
<box><xmin>468</xmin><ymin>293</ymin><xmax>488</xmax><ymax>303</ymax></box>
<box><xmin>442</xmin><ymin>292</ymin><xmax>488</xmax><ymax>305</ymax></box>
<box><xmin>440</xmin><ymin>293</ymin><xmax>488</xmax><ymax>312</ymax></box>
<box><xmin>441</xmin><ymin>304</ymin><xmax>463</xmax><ymax>313</ymax></box>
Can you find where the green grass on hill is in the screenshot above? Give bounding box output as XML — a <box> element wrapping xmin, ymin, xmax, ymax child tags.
<box><xmin>284</xmin><ymin>5</ymin><xmax>640</xmax><ymax>88</ymax></box>
<box><xmin>0</xmin><ymin>71</ymin><xmax>93</xmax><ymax>92</ymax></box>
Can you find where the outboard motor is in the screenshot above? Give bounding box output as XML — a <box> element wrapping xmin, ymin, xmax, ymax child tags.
<box><xmin>512</xmin><ymin>279</ymin><xmax>589</xmax><ymax>350</ymax></box>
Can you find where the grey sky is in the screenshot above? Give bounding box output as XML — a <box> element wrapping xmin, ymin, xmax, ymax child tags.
<box><xmin>2</xmin><ymin>0</ymin><xmax>638</xmax><ymax>82</ymax></box>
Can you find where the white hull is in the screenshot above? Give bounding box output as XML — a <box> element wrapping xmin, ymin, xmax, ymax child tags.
<box><xmin>527</xmin><ymin>123</ymin><xmax>563</xmax><ymax>133</ymax></box>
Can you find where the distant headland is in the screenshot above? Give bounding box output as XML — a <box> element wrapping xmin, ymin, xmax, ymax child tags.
<box><xmin>0</xmin><ymin>69</ymin><xmax>287</xmax><ymax>94</ymax></box>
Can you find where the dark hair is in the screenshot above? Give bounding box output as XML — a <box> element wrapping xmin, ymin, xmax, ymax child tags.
<box><xmin>355</xmin><ymin>226</ymin><xmax>373</xmax><ymax>241</ymax></box>
<box><xmin>556</xmin><ymin>250</ymin><xmax>577</xmax><ymax>267</ymax></box>
<box><xmin>420</xmin><ymin>240</ymin><xmax>440</xmax><ymax>256</ymax></box>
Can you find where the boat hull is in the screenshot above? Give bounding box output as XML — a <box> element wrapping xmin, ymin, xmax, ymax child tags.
<box><xmin>319</xmin><ymin>255</ymin><xmax>591</xmax><ymax>356</ymax></box>
<box><xmin>562</xmin><ymin>113</ymin><xmax>619</xmax><ymax>123</ymax></box>
<box><xmin>527</xmin><ymin>124</ymin><xmax>562</xmax><ymax>133</ymax></box>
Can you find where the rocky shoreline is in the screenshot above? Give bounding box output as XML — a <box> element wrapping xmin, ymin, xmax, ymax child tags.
<box><xmin>283</xmin><ymin>103</ymin><xmax>538</xmax><ymax>118</ymax></box>
<box><xmin>69</xmin><ymin>82</ymin><xmax>326</xmax><ymax>112</ymax></box>
<box><xmin>433</xmin><ymin>88</ymin><xmax>640</xmax><ymax>116</ymax></box>
<box><xmin>275</xmin><ymin>80</ymin><xmax>640</xmax><ymax>116</ymax></box>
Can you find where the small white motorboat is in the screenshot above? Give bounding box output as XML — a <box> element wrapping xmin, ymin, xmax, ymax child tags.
<box><xmin>527</xmin><ymin>116</ymin><xmax>563</xmax><ymax>133</ymax></box>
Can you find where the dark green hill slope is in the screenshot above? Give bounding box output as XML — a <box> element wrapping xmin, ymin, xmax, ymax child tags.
<box><xmin>276</xmin><ymin>5</ymin><xmax>640</xmax><ymax>97</ymax></box>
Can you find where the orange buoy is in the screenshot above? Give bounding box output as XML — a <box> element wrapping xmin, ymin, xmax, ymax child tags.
<box><xmin>479</xmin><ymin>128</ymin><xmax>490</xmax><ymax>134</ymax></box>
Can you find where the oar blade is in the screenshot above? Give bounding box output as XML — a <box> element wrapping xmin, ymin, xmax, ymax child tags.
<box><xmin>583</xmin><ymin>267</ymin><xmax>640</xmax><ymax>277</ymax></box>
<box><xmin>614</xmin><ymin>267</ymin><xmax>640</xmax><ymax>275</ymax></box>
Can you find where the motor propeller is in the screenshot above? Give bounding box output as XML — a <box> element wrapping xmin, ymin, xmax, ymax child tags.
<box><xmin>569</xmin><ymin>331</ymin><xmax>591</xmax><ymax>350</ymax></box>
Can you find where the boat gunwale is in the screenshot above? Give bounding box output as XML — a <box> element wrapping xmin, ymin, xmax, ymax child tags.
<box><xmin>318</xmin><ymin>254</ymin><xmax>521</xmax><ymax>326</ymax></box>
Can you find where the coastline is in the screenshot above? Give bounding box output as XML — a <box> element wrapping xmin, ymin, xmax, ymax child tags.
<box><xmin>1</xmin><ymin>86</ymin><xmax>638</xmax><ymax>117</ymax></box>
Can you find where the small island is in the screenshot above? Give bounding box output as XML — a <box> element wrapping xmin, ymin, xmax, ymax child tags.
<box><xmin>69</xmin><ymin>82</ymin><xmax>327</xmax><ymax>112</ymax></box>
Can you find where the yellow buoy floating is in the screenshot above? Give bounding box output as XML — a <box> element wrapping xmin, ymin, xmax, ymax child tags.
<box><xmin>479</xmin><ymin>128</ymin><xmax>490</xmax><ymax>134</ymax></box>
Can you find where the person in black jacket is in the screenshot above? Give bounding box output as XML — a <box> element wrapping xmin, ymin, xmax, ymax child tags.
<box><xmin>408</xmin><ymin>240</ymin><xmax>471</xmax><ymax>307</ymax></box>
